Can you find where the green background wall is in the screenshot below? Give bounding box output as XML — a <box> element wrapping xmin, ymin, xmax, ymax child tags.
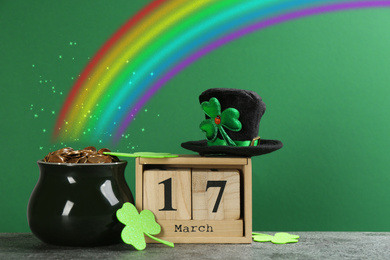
<box><xmin>1</xmin><ymin>1</ymin><xmax>390</xmax><ymax>232</ymax></box>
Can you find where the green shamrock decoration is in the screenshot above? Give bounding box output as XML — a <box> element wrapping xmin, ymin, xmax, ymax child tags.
<box><xmin>116</xmin><ymin>202</ymin><xmax>174</xmax><ymax>250</ymax></box>
<box><xmin>104</xmin><ymin>151</ymin><xmax>178</xmax><ymax>158</ymax></box>
<box><xmin>200</xmin><ymin>97</ymin><xmax>242</xmax><ymax>146</ymax></box>
<box><xmin>252</xmin><ymin>232</ymin><xmax>299</xmax><ymax>244</ymax></box>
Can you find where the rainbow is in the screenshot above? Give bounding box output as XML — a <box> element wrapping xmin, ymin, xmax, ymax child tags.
<box><xmin>54</xmin><ymin>0</ymin><xmax>390</xmax><ymax>144</ymax></box>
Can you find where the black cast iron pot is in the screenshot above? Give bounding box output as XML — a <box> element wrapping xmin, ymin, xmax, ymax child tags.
<box><xmin>27</xmin><ymin>160</ymin><xmax>134</xmax><ymax>246</ymax></box>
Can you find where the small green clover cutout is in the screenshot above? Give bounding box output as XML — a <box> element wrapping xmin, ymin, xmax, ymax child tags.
<box><xmin>252</xmin><ymin>232</ymin><xmax>299</xmax><ymax>244</ymax></box>
<box><xmin>116</xmin><ymin>202</ymin><xmax>174</xmax><ymax>250</ymax></box>
<box><xmin>104</xmin><ymin>151</ymin><xmax>178</xmax><ymax>158</ymax></box>
<box><xmin>200</xmin><ymin>97</ymin><xmax>242</xmax><ymax>146</ymax></box>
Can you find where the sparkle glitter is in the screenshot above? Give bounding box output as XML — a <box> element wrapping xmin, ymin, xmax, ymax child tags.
<box><xmin>42</xmin><ymin>129</ymin><xmax>46</xmax><ymax>133</ymax></box>
<box><xmin>34</xmin><ymin>114</ymin><xmax>38</xmax><ymax>118</ymax></box>
<box><xmin>144</xmin><ymin>109</ymin><xmax>148</xmax><ymax>112</ymax></box>
<box><xmin>32</xmin><ymin>64</ymin><xmax>35</xmax><ymax>68</ymax></box>
<box><xmin>59</xmin><ymin>55</ymin><xmax>62</xmax><ymax>59</ymax></box>
<box><xmin>52</xmin><ymin>111</ymin><xmax>55</xmax><ymax>114</ymax></box>
<box><xmin>141</xmin><ymin>128</ymin><xmax>145</xmax><ymax>132</ymax></box>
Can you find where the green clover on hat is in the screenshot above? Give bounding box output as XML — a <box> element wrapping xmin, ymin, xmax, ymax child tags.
<box><xmin>200</xmin><ymin>97</ymin><xmax>242</xmax><ymax>146</ymax></box>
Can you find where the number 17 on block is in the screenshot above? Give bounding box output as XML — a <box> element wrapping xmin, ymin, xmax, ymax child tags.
<box><xmin>143</xmin><ymin>168</ymin><xmax>240</xmax><ymax>221</ymax></box>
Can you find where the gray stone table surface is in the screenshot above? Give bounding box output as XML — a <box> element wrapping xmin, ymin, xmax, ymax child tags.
<box><xmin>1</xmin><ymin>232</ymin><xmax>390</xmax><ymax>260</ymax></box>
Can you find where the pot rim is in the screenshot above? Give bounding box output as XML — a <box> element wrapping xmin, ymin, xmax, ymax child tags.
<box><xmin>37</xmin><ymin>159</ymin><xmax>127</xmax><ymax>166</ymax></box>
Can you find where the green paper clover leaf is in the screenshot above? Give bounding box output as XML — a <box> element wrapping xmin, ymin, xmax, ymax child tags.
<box><xmin>116</xmin><ymin>202</ymin><xmax>174</xmax><ymax>250</ymax></box>
<box><xmin>251</xmin><ymin>233</ymin><xmax>274</xmax><ymax>242</ymax></box>
<box><xmin>104</xmin><ymin>151</ymin><xmax>178</xmax><ymax>158</ymax></box>
<box><xmin>200</xmin><ymin>97</ymin><xmax>242</xmax><ymax>146</ymax></box>
<box><xmin>252</xmin><ymin>232</ymin><xmax>299</xmax><ymax>244</ymax></box>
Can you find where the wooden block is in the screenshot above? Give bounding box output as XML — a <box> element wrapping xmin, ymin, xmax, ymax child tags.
<box><xmin>152</xmin><ymin>219</ymin><xmax>243</xmax><ymax>238</ymax></box>
<box><xmin>192</xmin><ymin>169</ymin><xmax>240</xmax><ymax>220</ymax></box>
<box><xmin>138</xmin><ymin>155</ymin><xmax>248</xmax><ymax>166</ymax></box>
<box><xmin>143</xmin><ymin>168</ymin><xmax>191</xmax><ymax>220</ymax></box>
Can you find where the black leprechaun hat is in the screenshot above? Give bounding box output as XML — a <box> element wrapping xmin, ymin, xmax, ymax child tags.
<box><xmin>181</xmin><ymin>88</ymin><xmax>283</xmax><ymax>157</ymax></box>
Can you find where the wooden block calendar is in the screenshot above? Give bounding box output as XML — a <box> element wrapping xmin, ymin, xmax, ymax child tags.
<box><xmin>135</xmin><ymin>155</ymin><xmax>252</xmax><ymax>243</ymax></box>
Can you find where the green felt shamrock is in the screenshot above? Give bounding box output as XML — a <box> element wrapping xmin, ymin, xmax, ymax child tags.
<box><xmin>200</xmin><ymin>97</ymin><xmax>242</xmax><ymax>146</ymax></box>
<box><xmin>252</xmin><ymin>232</ymin><xmax>299</xmax><ymax>244</ymax></box>
<box><xmin>116</xmin><ymin>202</ymin><xmax>174</xmax><ymax>250</ymax></box>
<box><xmin>104</xmin><ymin>151</ymin><xmax>178</xmax><ymax>158</ymax></box>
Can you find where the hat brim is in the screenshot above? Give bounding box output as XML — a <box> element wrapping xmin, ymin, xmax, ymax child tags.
<box><xmin>181</xmin><ymin>139</ymin><xmax>283</xmax><ymax>157</ymax></box>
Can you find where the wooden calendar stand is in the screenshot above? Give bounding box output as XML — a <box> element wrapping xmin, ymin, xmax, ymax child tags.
<box><xmin>135</xmin><ymin>155</ymin><xmax>252</xmax><ymax>243</ymax></box>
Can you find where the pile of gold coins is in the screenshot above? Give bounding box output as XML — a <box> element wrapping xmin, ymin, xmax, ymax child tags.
<box><xmin>43</xmin><ymin>146</ymin><xmax>119</xmax><ymax>163</ymax></box>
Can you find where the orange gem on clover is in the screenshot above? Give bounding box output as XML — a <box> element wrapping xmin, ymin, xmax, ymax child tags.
<box><xmin>214</xmin><ymin>115</ymin><xmax>221</xmax><ymax>125</ymax></box>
